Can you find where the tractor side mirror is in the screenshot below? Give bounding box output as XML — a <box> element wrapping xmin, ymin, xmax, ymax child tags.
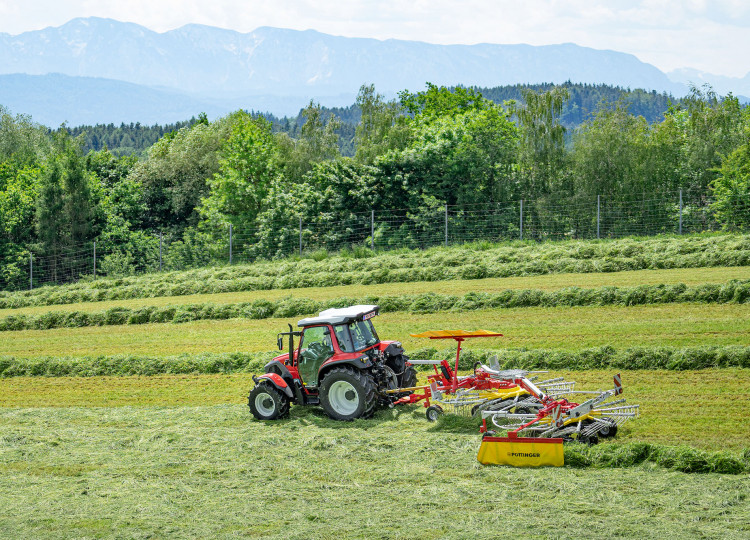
<box><xmin>277</xmin><ymin>336</ymin><xmax>283</xmax><ymax>350</ymax></box>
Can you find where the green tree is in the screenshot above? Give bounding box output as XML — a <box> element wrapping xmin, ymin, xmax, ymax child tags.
<box><xmin>354</xmin><ymin>84</ymin><xmax>409</xmax><ymax>164</ymax></box>
<box><xmin>514</xmin><ymin>87</ymin><xmax>570</xmax><ymax>197</ymax></box>
<box><xmin>252</xmin><ymin>159</ymin><xmax>380</xmax><ymax>257</ymax></box>
<box><xmin>276</xmin><ymin>101</ymin><xmax>342</xmax><ymax>182</ymax></box>
<box><xmin>35</xmin><ymin>160</ymin><xmax>65</xmax><ymax>280</ymax></box>
<box><xmin>711</xmin><ymin>120</ymin><xmax>750</xmax><ymax>229</ymax></box>
<box><xmin>375</xmin><ymin>103</ymin><xmax>519</xmax><ymax>209</ymax></box>
<box><xmin>200</xmin><ymin>111</ymin><xmax>279</xmax><ymax>230</ymax></box>
<box><xmin>129</xmin><ymin>118</ymin><xmax>232</xmax><ymax>232</ymax></box>
<box><xmin>571</xmin><ymin>102</ymin><xmax>651</xmax><ymax>200</ymax></box>
<box><xmin>399</xmin><ymin>83</ymin><xmax>489</xmax><ymax>119</ymax></box>
<box><xmin>62</xmin><ymin>141</ymin><xmax>93</xmax><ymax>245</ymax></box>
<box><xmin>665</xmin><ymin>85</ymin><xmax>745</xmax><ymax>193</ymax></box>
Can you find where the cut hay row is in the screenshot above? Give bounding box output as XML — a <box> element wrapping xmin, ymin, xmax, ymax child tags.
<box><xmin>3</xmin><ymin>304</ymin><xmax>746</xmax><ymax>358</ymax></box>
<box><xmin>1</xmin><ymin>279</ymin><xmax>748</xmax><ymax>331</ymax></box>
<box><xmin>2</xmin><ymin>233</ymin><xmax>748</xmax><ymax>309</ymax></box>
<box><xmin>2</xmin><ymin>345</ymin><xmax>747</xmax><ymax>378</ymax></box>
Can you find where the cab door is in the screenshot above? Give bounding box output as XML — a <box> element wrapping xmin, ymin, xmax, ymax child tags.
<box><xmin>296</xmin><ymin>325</ymin><xmax>335</xmax><ymax>387</ymax></box>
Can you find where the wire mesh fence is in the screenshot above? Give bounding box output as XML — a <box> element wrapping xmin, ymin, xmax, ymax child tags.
<box><xmin>1</xmin><ymin>189</ymin><xmax>747</xmax><ymax>292</ymax></box>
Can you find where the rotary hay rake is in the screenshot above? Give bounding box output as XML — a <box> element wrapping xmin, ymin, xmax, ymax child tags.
<box><xmin>478</xmin><ymin>373</ymin><xmax>640</xmax><ymax>467</ymax></box>
<box><xmin>388</xmin><ymin>330</ymin><xmax>577</xmax><ymax>421</ymax></box>
<box><xmin>384</xmin><ymin>328</ymin><xmax>639</xmax><ymax>467</ymax></box>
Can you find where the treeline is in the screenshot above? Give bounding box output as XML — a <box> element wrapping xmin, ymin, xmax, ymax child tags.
<box><xmin>1</xmin><ymin>81</ymin><xmax>749</xmax><ymax>290</ymax></box>
<box><xmin>66</xmin><ymin>118</ymin><xmax>200</xmax><ymax>157</ymax></box>
<box><xmin>61</xmin><ymin>82</ymin><xmax>677</xmax><ymax>157</ymax></box>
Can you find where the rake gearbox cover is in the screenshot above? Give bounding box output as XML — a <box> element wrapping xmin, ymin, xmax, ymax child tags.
<box><xmin>477</xmin><ymin>436</ymin><xmax>564</xmax><ymax>467</ymax></box>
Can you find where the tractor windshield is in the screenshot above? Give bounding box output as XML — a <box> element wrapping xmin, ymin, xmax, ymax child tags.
<box><xmin>348</xmin><ymin>319</ymin><xmax>379</xmax><ymax>351</ymax></box>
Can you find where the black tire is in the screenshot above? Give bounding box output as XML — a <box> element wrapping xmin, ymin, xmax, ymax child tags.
<box><xmin>319</xmin><ymin>366</ymin><xmax>377</xmax><ymax>421</ymax></box>
<box><xmin>597</xmin><ymin>419</ymin><xmax>618</xmax><ymax>438</ymax></box>
<box><xmin>581</xmin><ymin>434</ymin><xmax>599</xmax><ymax>446</ymax></box>
<box><xmin>425</xmin><ymin>405</ymin><xmax>443</xmax><ymax>422</ymax></box>
<box><xmin>399</xmin><ymin>365</ymin><xmax>418</xmax><ymax>389</ymax></box>
<box><xmin>248</xmin><ymin>384</ymin><xmax>289</xmax><ymax>420</ymax></box>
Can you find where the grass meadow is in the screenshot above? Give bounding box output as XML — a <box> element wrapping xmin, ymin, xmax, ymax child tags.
<box><xmin>0</xmin><ymin>403</ymin><xmax>748</xmax><ymax>538</ymax></box>
<box><xmin>2</xmin><ymin>266</ymin><xmax>747</xmax><ymax>318</ymax></box>
<box><xmin>0</xmin><ymin>369</ymin><xmax>747</xmax><ymax>451</ymax></box>
<box><xmin>1</xmin><ymin>238</ymin><xmax>748</xmax><ymax>538</ymax></box>
<box><xmin>2</xmin><ymin>303</ymin><xmax>748</xmax><ymax>358</ymax></box>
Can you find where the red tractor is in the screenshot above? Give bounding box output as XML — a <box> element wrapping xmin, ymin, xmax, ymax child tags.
<box><xmin>248</xmin><ymin>305</ymin><xmax>418</xmax><ymax>421</ymax></box>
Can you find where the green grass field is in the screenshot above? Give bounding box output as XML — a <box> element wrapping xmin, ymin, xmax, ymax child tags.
<box><xmin>2</xmin><ymin>239</ymin><xmax>749</xmax><ymax>538</ymax></box>
<box><xmin>0</xmin><ymin>403</ymin><xmax>748</xmax><ymax>538</ymax></box>
<box><xmin>0</xmin><ymin>369</ymin><xmax>747</xmax><ymax>451</ymax></box>
<box><xmin>3</xmin><ymin>303</ymin><xmax>748</xmax><ymax>358</ymax></box>
<box><xmin>2</xmin><ymin>266</ymin><xmax>747</xmax><ymax>317</ymax></box>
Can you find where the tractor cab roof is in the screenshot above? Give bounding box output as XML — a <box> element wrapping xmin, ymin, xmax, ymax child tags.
<box><xmin>297</xmin><ymin>305</ymin><xmax>379</xmax><ymax>327</ymax></box>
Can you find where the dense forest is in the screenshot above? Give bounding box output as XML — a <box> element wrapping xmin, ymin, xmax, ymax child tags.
<box><xmin>1</xmin><ymin>81</ymin><xmax>748</xmax><ymax>290</ymax></box>
<box><xmin>64</xmin><ymin>82</ymin><xmax>675</xmax><ymax>158</ymax></box>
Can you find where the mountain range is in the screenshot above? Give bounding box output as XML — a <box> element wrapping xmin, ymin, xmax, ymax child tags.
<box><xmin>0</xmin><ymin>17</ymin><xmax>747</xmax><ymax>126</ymax></box>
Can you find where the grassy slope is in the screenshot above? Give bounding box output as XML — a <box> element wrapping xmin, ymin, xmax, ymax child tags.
<box><xmin>2</xmin><ymin>266</ymin><xmax>747</xmax><ymax>317</ymax></box>
<box><xmin>1</xmin><ymin>369</ymin><xmax>747</xmax><ymax>451</ymax></box>
<box><xmin>0</xmin><ymin>404</ymin><xmax>747</xmax><ymax>538</ymax></box>
<box><xmin>3</xmin><ymin>303</ymin><xmax>748</xmax><ymax>358</ymax></box>
<box><xmin>3</xmin><ymin>234</ymin><xmax>748</xmax><ymax>310</ymax></box>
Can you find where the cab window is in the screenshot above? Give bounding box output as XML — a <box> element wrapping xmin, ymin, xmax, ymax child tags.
<box><xmin>334</xmin><ymin>324</ymin><xmax>353</xmax><ymax>352</ymax></box>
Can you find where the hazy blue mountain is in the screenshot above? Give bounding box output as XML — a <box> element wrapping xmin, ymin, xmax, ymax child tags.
<box><xmin>0</xmin><ymin>73</ymin><xmax>232</xmax><ymax>126</ymax></box>
<box><xmin>0</xmin><ymin>18</ymin><xmax>688</xmax><ymax>96</ymax></box>
<box><xmin>6</xmin><ymin>17</ymin><xmax>747</xmax><ymax>124</ymax></box>
<box><xmin>668</xmin><ymin>68</ymin><xmax>750</xmax><ymax>100</ymax></box>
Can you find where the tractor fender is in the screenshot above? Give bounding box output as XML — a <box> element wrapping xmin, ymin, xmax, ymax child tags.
<box><xmin>253</xmin><ymin>373</ymin><xmax>294</xmax><ymax>399</ymax></box>
<box><xmin>264</xmin><ymin>360</ymin><xmax>294</xmax><ymax>382</ymax></box>
<box><xmin>318</xmin><ymin>356</ymin><xmax>372</xmax><ymax>381</ymax></box>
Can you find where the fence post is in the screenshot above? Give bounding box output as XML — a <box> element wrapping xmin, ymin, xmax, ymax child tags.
<box><xmin>29</xmin><ymin>252</ymin><xmax>33</xmax><ymax>290</ymax></box>
<box><xmin>597</xmin><ymin>195</ymin><xmax>600</xmax><ymax>239</ymax></box>
<box><xmin>679</xmin><ymin>189</ymin><xmax>683</xmax><ymax>235</ymax></box>
<box><xmin>93</xmin><ymin>241</ymin><xmax>96</xmax><ymax>279</ymax></box>
<box><xmin>159</xmin><ymin>232</ymin><xmax>163</xmax><ymax>271</ymax></box>
<box><xmin>229</xmin><ymin>224</ymin><xmax>233</xmax><ymax>265</ymax></box>
<box><xmin>371</xmin><ymin>210</ymin><xmax>375</xmax><ymax>250</ymax></box>
<box><xmin>520</xmin><ymin>199</ymin><xmax>524</xmax><ymax>240</ymax></box>
<box><xmin>444</xmin><ymin>205</ymin><xmax>448</xmax><ymax>246</ymax></box>
<box><xmin>299</xmin><ymin>217</ymin><xmax>303</xmax><ymax>256</ymax></box>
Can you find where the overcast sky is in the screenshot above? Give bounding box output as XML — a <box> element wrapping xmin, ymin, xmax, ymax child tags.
<box><xmin>1</xmin><ymin>0</ymin><xmax>747</xmax><ymax>78</ymax></box>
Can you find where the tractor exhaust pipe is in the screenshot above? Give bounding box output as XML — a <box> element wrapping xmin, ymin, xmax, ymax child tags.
<box><xmin>288</xmin><ymin>323</ymin><xmax>295</xmax><ymax>362</ymax></box>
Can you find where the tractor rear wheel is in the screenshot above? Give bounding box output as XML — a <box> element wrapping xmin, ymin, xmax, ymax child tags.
<box><xmin>400</xmin><ymin>365</ymin><xmax>418</xmax><ymax>388</ymax></box>
<box><xmin>248</xmin><ymin>384</ymin><xmax>289</xmax><ymax>420</ymax></box>
<box><xmin>319</xmin><ymin>367</ymin><xmax>377</xmax><ymax>421</ymax></box>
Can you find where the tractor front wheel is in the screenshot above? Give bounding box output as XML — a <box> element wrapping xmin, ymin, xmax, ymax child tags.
<box><xmin>248</xmin><ymin>384</ymin><xmax>290</xmax><ymax>420</ymax></box>
<box><xmin>319</xmin><ymin>367</ymin><xmax>377</xmax><ymax>420</ymax></box>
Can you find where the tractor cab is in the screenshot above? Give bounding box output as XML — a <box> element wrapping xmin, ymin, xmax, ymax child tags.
<box><xmin>294</xmin><ymin>305</ymin><xmax>381</xmax><ymax>387</ymax></box>
<box><xmin>249</xmin><ymin>304</ymin><xmax>418</xmax><ymax>421</ymax></box>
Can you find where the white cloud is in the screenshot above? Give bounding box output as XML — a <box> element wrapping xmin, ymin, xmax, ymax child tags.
<box><xmin>0</xmin><ymin>0</ymin><xmax>747</xmax><ymax>77</ymax></box>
